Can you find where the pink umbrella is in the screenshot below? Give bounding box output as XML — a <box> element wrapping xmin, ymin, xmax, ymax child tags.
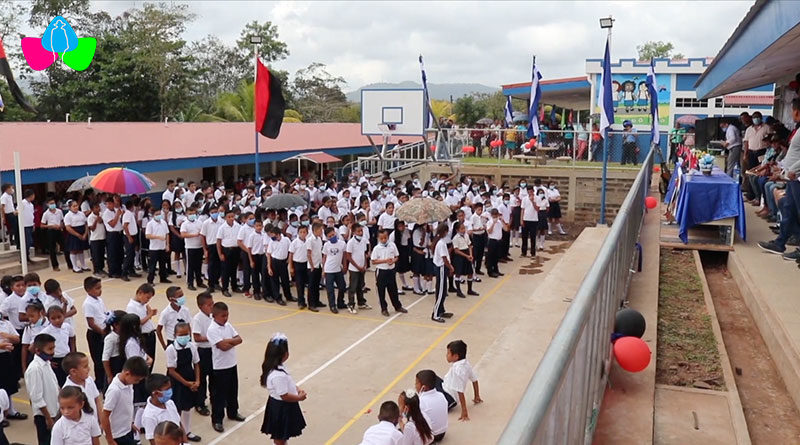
<box><xmin>675</xmin><ymin>115</ymin><xmax>699</xmax><ymax>126</ymax></box>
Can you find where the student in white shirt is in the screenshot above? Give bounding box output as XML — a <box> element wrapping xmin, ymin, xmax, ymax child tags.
<box><xmin>450</xmin><ymin>221</ymin><xmax>478</xmax><ymax>298</ymax></box>
<box><xmin>246</xmin><ymin>220</ymin><xmax>268</xmax><ymax>301</ymax></box>
<box><xmin>321</xmin><ymin>226</ymin><xmax>347</xmax><ymax>313</ymax></box>
<box><xmin>520</xmin><ymin>186</ymin><xmax>539</xmax><ymax>257</ymax></box>
<box><xmin>145</xmin><ymin>209</ymin><xmax>171</xmax><ymax>285</ymax></box>
<box><xmin>397</xmin><ymin>390</ymin><xmax>434</xmax><ymax>445</ymax></box>
<box><xmin>371</xmin><ymin>229</ymin><xmax>408</xmax><ymax>316</ymax></box>
<box><xmin>86</xmin><ymin>203</ymin><xmax>107</xmax><ymax>276</ymax></box>
<box><xmin>41</xmin><ymin>305</ymin><xmax>76</xmax><ymax>386</ymax></box>
<box><xmin>430</xmin><ymin>224</ymin><xmax>454</xmax><ymax>323</ymax></box>
<box><xmin>345</xmin><ymin>223</ymin><xmax>371</xmax><ymax>313</ymax></box>
<box><xmin>62</xmin><ymin>351</ymin><xmax>103</xmax><ymax>424</ymax></box>
<box><xmin>305</xmin><ymin>223</ymin><xmax>325</xmax><ymax>310</ymax></box>
<box><xmin>206</xmin><ymin>302</ymin><xmax>245</xmax><ymax>432</ymax></box>
<box><xmin>82</xmin><ymin>277</ymin><xmax>109</xmax><ymax>389</ymax></box>
<box><xmin>122</xmin><ymin>200</ymin><xmax>141</xmax><ymax>280</ymax></box>
<box><xmin>259</xmin><ymin>333</ymin><xmax>306</xmax><ymax>443</ymax></box>
<box><xmin>442</xmin><ymin>340</ymin><xmax>482</xmax><ymax>421</ymax></box>
<box><xmin>102</xmin><ymin>356</ymin><xmax>149</xmax><ymax>445</ymax></box>
<box><xmin>485</xmin><ymin>209</ymin><xmax>504</xmax><ymax>277</ymax></box>
<box><xmin>42</xmin><ymin>278</ymin><xmax>77</xmax><ymax>326</ymax></box>
<box><xmin>216</xmin><ymin>210</ymin><xmax>241</xmax><ymax>297</ymax></box>
<box><xmin>180</xmin><ymin>206</ymin><xmax>206</xmax><ymax>291</ymax></box>
<box><xmin>415</xmin><ymin>370</ymin><xmax>448</xmax><ymax>442</ymax></box>
<box><xmin>359</xmin><ymin>401</ymin><xmax>403</xmax><ymax>445</ymax></box>
<box><xmin>126</xmin><ymin>283</ymin><xmax>158</xmax><ymax>369</ymax></box>
<box><xmin>157</xmin><ymin>286</ymin><xmax>192</xmax><ymax>351</ymax></box>
<box><xmin>102</xmin><ymin>196</ymin><xmax>125</xmax><ymax>278</ymax></box>
<box><xmin>191</xmin><ymin>292</ymin><xmax>214</xmax><ymax>417</ymax></box>
<box><xmin>0</xmin><ymin>184</ymin><xmax>18</xmax><ymax>248</ymax></box>
<box><xmin>289</xmin><ymin>224</ymin><xmax>314</xmax><ymax>311</ymax></box>
<box><xmin>25</xmin><ymin>333</ymin><xmax>60</xmax><ymax>444</ymax></box>
<box><xmin>469</xmin><ymin>202</ymin><xmax>488</xmax><ymax>276</ymax></box>
<box><xmin>141</xmin><ymin>373</ymin><xmax>189</xmax><ymax>444</ymax></box>
<box><xmin>41</xmin><ymin>197</ymin><xmax>66</xmax><ymax>271</ymax></box>
<box><xmin>534</xmin><ymin>187</ymin><xmax>550</xmax><ymax>252</ymax></box>
<box><xmin>166</xmin><ymin>323</ymin><xmax>202</xmax><ymax>442</ymax></box>
<box><xmin>0</xmin><ymin>318</ymin><xmax>21</xmax><ymax>418</ymax></box>
<box><xmin>50</xmin><ymin>386</ymin><xmax>102</xmax><ymax>445</ymax></box>
<box><xmin>546</xmin><ymin>181</ymin><xmax>567</xmax><ymax>235</ymax></box>
<box><xmin>21</xmin><ymin>301</ymin><xmax>49</xmax><ymax>375</ymax></box>
<box><xmin>267</xmin><ymin>226</ymin><xmax>294</xmax><ymax>306</ymax></box>
<box><xmin>102</xmin><ymin>311</ymin><xmax>126</xmax><ymax>384</ymax></box>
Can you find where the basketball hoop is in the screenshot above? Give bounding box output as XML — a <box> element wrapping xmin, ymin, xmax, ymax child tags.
<box><xmin>377</xmin><ymin>123</ymin><xmax>396</xmax><ymax>158</ymax></box>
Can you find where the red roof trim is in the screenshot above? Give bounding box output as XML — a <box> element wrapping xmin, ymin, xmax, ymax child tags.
<box><xmin>722</xmin><ymin>94</ymin><xmax>774</xmax><ymax>105</ymax></box>
<box><xmin>502</xmin><ymin>76</ymin><xmax>587</xmax><ymax>89</ymax></box>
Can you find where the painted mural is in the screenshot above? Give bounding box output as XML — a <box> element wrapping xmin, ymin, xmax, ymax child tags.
<box><xmin>594</xmin><ymin>73</ymin><xmax>671</xmax><ymax>126</ymax></box>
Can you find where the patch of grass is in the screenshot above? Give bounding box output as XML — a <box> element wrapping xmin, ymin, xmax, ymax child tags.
<box><xmin>656</xmin><ymin>248</ymin><xmax>725</xmax><ymax>390</ymax></box>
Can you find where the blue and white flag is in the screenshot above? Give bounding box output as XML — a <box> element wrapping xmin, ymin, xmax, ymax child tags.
<box><xmin>0</xmin><ymin>91</ymin><xmax>4</xmax><ymax>111</ymax></box>
<box><xmin>526</xmin><ymin>62</ymin><xmax>542</xmax><ymax>138</ymax></box>
<box><xmin>419</xmin><ymin>55</ymin><xmax>436</xmax><ymax>129</ymax></box>
<box><xmin>597</xmin><ymin>35</ymin><xmax>614</xmax><ymax>132</ymax></box>
<box><xmin>505</xmin><ymin>96</ymin><xmax>514</xmax><ymax>126</ymax></box>
<box><xmin>646</xmin><ymin>59</ymin><xmax>660</xmax><ymax>147</ymax></box>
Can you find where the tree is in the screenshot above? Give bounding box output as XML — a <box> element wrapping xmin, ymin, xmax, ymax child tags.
<box><xmin>283</xmin><ymin>109</ymin><xmax>302</xmax><ymax>123</ymax></box>
<box><xmin>453</xmin><ymin>95</ymin><xmax>486</xmax><ymax>126</ymax></box>
<box><xmin>28</xmin><ymin>0</ymin><xmax>90</xmax><ymax>28</ymax></box>
<box><xmin>209</xmin><ymin>80</ymin><xmax>254</xmax><ymax>122</ymax></box>
<box><xmin>234</xmin><ymin>21</ymin><xmax>289</xmax><ymax>84</ymax></box>
<box><xmin>187</xmin><ymin>35</ymin><xmax>243</xmax><ymax>112</ymax></box>
<box><xmin>334</xmin><ymin>103</ymin><xmax>360</xmax><ymax>123</ymax></box>
<box><xmin>291</xmin><ymin>62</ymin><xmax>347</xmax><ymax>122</ymax></box>
<box><xmin>636</xmin><ymin>41</ymin><xmax>684</xmax><ymax>61</ymax></box>
<box><xmin>473</xmin><ymin>91</ymin><xmax>508</xmax><ymax>121</ymax></box>
<box><xmin>430</xmin><ymin>99</ymin><xmax>454</xmax><ymax>121</ymax></box>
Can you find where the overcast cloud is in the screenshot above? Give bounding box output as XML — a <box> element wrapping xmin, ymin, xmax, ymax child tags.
<box><xmin>94</xmin><ymin>1</ymin><xmax>753</xmax><ymax>90</ymax></box>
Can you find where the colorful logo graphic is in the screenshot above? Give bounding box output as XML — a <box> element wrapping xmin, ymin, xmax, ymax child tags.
<box><xmin>21</xmin><ymin>16</ymin><xmax>96</xmax><ymax>71</ymax></box>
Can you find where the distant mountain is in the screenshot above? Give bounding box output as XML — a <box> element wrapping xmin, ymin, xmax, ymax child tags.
<box><xmin>347</xmin><ymin>81</ymin><xmax>498</xmax><ymax>102</ymax></box>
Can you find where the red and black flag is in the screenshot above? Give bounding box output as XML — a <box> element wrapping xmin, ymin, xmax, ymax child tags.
<box><xmin>254</xmin><ymin>58</ymin><xmax>286</xmax><ymax>139</ymax></box>
<box><xmin>0</xmin><ymin>38</ymin><xmax>36</xmax><ymax>113</ymax></box>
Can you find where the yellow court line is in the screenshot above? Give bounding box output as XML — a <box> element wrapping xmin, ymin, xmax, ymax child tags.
<box><xmin>233</xmin><ymin>310</ymin><xmax>302</xmax><ymax>327</ymax></box>
<box><xmin>226</xmin><ymin>298</ymin><xmax>447</xmax><ymax>331</ymax></box>
<box><xmin>12</xmin><ymin>397</ymin><xmax>29</xmax><ymax>405</ymax></box>
<box><xmin>324</xmin><ymin>274</ymin><xmax>512</xmax><ymax>444</ymax></box>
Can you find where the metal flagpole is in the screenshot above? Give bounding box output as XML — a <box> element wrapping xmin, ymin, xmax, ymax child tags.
<box><xmin>253</xmin><ymin>43</ymin><xmax>260</xmax><ymax>182</ymax></box>
<box><xmin>14</xmin><ymin>152</ymin><xmax>27</xmax><ymax>273</ymax></box>
<box><xmin>599</xmin><ymin>21</ymin><xmax>612</xmax><ymax>225</ymax></box>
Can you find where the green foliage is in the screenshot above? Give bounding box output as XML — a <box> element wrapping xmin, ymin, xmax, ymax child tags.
<box><xmin>637</xmin><ymin>41</ymin><xmax>684</xmax><ymax>61</ymax></box>
<box><xmin>28</xmin><ymin>0</ymin><xmax>89</xmax><ymax>28</ymax></box>
<box><xmin>291</xmin><ymin>62</ymin><xmax>348</xmax><ymax>123</ymax></box>
<box><xmin>283</xmin><ymin>109</ymin><xmax>302</xmax><ymax>122</ymax></box>
<box><xmin>210</xmin><ymin>80</ymin><xmax>254</xmax><ymax>122</ymax></box>
<box><xmin>453</xmin><ymin>95</ymin><xmax>486</xmax><ymax>126</ymax></box>
<box><xmin>472</xmin><ymin>91</ymin><xmax>509</xmax><ymax>121</ymax></box>
<box><xmin>334</xmin><ymin>103</ymin><xmax>361</xmax><ymax>123</ymax></box>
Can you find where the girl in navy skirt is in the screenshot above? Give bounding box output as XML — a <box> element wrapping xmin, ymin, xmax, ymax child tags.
<box><xmin>547</xmin><ymin>182</ymin><xmax>567</xmax><ymax>235</ymax></box>
<box><xmin>261</xmin><ymin>333</ymin><xmax>307</xmax><ymax>444</ymax></box>
<box><xmin>169</xmin><ymin>201</ymin><xmax>187</xmax><ymax>278</ymax></box>
<box><xmin>390</xmin><ymin>219</ymin><xmax>413</xmax><ymax>293</ymax></box>
<box><xmin>451</xmin><ymin>222</ymin><xmax>478</xmax><ymax>298</ymax></box>
<box><xmin>166</xmin><ymin>322</ymin><xmax>202</xmax><ymax>442</ymax></box>
<box><xmin>535</xmin><ymin>188</ymin><xmax>550</xmax><ymax>252</ymax></box>
<box><xmin>64</xmin><ymin>200</ymin><xmax>90</xmax><ymax>273</ymax></box>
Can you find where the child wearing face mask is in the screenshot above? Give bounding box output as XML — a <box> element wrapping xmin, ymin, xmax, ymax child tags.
<box><xmin>169</xmin><ymin>202</ymin><xmax>188</xmax><ymax>279</ymax></box>
<box><xmin>157</xmin><ymin>287</ymin><xmax>192</xmax><ymax>351</ymax></box>
<box><xmin>180</xmin><ymin>206</ymin><xmax>206</xmax><ymax>291</ymax></box>
<box><xmin>24</xmin><ymin>333</ymin><xmax>59</xmax><ymax>445</ymax></box>
<box><xmin>267</xmin><ymin>227</ymin><xmax>294</xmax><ymax>306</ymax></box>
<box><xmin>40</xmin><ymin>305</ymin><xmax>75</xmax><ymax>386</ymax></box>
<box><xmin>141</xmin><ymin>374</ymin><xmax>187</xmax><ymax>445</ymax></box>
<box><xmin>165</xmin><ymin>323</ymin><xmax>202</xmax><ymax>442</ymax></box>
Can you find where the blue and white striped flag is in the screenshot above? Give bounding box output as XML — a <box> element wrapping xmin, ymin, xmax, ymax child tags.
<box><xmin>597</xmin><ymin>35</ymin><xmax>614</xmax><ymax>132</ymax></box>
<box><xmin>419</xmin><ymin>55</ymin><xmax>436</xmax><ymax>129</ymax></box>
<box><xmin>527</xmin><ymin>62</ymin><xmax>542</xmax><ymax>138</ymax></box>
<box><xmin>0</xmin><ymin>91</ymin><xmax>4</xmax><ymax>111</ymax></box>
<box><xmin>646</xmin><ymin>59</ymin><xmax>660</xmax><ymax>147</ymax></box>
<box><xmin>505</xmin><ymin>96</ymin><xmax>514</xmax><ymax>126</ymax></box>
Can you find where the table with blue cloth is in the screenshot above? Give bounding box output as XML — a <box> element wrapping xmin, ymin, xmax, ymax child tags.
<box><xmin>674</xmin><ymin>167</ymin><xmax>746</xmax><ymax>243</ymax></box>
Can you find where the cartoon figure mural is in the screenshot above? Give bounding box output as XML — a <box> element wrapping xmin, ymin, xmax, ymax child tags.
<box><xmin>612</xmin><ymin>80</ymin><xmax>620</xmax><ymax>113</ymax></box>
<box><xmin>621</xmin><ymin>80</ymin><xmax>636</xmax><ymax>113</ymax></box>
<box><xmin>636</xmin><ymin>81</ymin><xmax>649</xmax><ymax>112</ymax></box>
<box><xmin>595</xmin><ymin>73</ymin><xmax>670</xmax><ymax>126</ymax></box>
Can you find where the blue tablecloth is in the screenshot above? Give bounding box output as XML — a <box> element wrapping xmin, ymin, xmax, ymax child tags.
<box><xmin>674</xmin><ymin>168</ymin><xmax>746</xmax><ymax>243</ymax></box>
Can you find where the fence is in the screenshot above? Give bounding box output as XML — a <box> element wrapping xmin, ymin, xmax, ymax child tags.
<box><xmin>497</xmin><ymin>148</ymin><xmax>654</xmax><ymax>445</ymax></box>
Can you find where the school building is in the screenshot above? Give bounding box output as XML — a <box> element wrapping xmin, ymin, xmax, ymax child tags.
<box><xmin>0</xmin><ymin>121</ymin><xmax>400</xmax><ymax>200</ymax></box>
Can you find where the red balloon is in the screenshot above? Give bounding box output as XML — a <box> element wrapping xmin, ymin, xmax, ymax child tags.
<box><xmin>653</xmin><ymin>166</ymin><xmax>661</xmax><ymax>173</ymax></box>
<box><xmin>613</xmin><ymin>336</ymin><xmax>651</xmax><ymax>372</ymax></box>
<box><xmin>529</xmin><ymin>138</ymin><xmax>537</xmax><ymax>146</ymax></box>
<box><xmin>462</xmin><ymin>145</ymin><xmax>475</xmax><ymax>153</ymax></box>
<box><xmin>790</xmin><ymin>80</ymin><xmax>799</xmax><ymax>90</ymax></box>
<box><xmin>645</xmin><ymin>196</ymin><xmax>658</xmax><ymax>209</ymax></box>
<box><xmin>430</xmin><ymin>145</ymin><xmax>436</xmax><ymax>152</ymax></box>
<box><xmin>490</xmin><ymin>139</ymin><xmax>502</xmax><ymax>148</ymax></box>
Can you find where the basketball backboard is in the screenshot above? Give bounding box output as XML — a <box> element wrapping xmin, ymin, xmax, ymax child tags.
<box><xmin>361</xmin><ymin>89</ymin><xmax>425</xmax><ymax>136</ymax></box>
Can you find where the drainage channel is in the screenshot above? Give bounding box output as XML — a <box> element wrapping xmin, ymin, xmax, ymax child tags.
<box><xmin>698</xmin><ymin>251</ymin><xmax>800</xmax><ymax>443</ymax></box>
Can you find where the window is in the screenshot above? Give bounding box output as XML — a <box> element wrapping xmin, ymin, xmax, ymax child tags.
<box><xmin>675</xmin><ymin>97</ymin><xmax>708</xmax><ymax>108</ymax></box>
<box><xmin>715</xmin><ymin>98</ymin><xmax>723</xmax><ymax>107</ymax></box>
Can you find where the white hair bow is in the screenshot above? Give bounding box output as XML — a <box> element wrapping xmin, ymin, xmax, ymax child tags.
<box><xmin>271</xmin><ymin>332</ymin><xmax>288</xmax><ymax>344</ymax></box>
<box><xmin>404</xmin><ymin>388</ymin><xmax>417</xmax><ymax>399</ymax></box>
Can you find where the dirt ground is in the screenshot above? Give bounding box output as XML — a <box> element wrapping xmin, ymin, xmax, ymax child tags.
<box><xmin>656</xmin><ymin>249</ymin><xmax>725</xmax><ymax>390</ymax></box>
<box><xmin>700</xmin><ymin>252</ymin><xmax>800</xmax><ymax>444</ymax></box>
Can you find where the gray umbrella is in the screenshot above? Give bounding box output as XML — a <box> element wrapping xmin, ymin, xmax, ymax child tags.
<box><xmin>262</xmin><ymin>193</ymin><xmax>307</xmax><ymax>209</ymax></box>
<box><xmin>66</xmin><ymin>174</ymin><xmax>94</xmax><ymax>192</ymax></box>
<box><xmin>476</xmin><ymin>117</ymin><xmax>494</xmax><ymax>125</ymax></box>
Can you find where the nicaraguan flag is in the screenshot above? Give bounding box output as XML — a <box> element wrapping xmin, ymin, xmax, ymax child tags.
<box><xmin>646</xmin><ymin>59</ymin><xmax>660</xmax><ymax>146</ymax></box>
<box><xmin>526</xmin><ymin>62</ymin><xmax>542</xmax><ymax>138</ymax></box>
<box><xmin>505</xmin><ymin>96</ymin><xmax>514</xmax><ymax>126</ymax></box>
<box><xmin>419</xmin><ymin>55</ymin><xmax>436</xmax><ymax>128</ymax></box>
<box><xmin>597</xmin><ymin>35</ymin><xmax>614</xmax><ymax>132</ymax></box>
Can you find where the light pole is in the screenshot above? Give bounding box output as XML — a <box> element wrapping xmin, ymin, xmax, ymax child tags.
<box><xmin>250</xmin><ymin>35</ymin><xmax>263</xmax><ymax>181</ymax></box>
<box><xmin>599</xmin><ymin>16</ymin><xmax>613</xmax><ymax>225</ymax></box>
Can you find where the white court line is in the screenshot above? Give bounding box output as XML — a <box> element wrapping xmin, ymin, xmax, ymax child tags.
<box><xmin>208</xmin><ymin>293</ymin><xmax>429</xmax><ymax>445</ymax></box>
<box><xmin>64</xmin><ymin>276</ymin><xmax>116</xmax><ymax>293</ymax></box>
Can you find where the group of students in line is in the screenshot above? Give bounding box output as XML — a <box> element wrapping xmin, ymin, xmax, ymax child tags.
<box><xmin>0</xmin><ymin>273</ymin><xmax>249</xmax><ymax>444</ymax></box>
<box><xmin>2</xmin><ymin>170</ymin><xmax>567</xmax><ymax>325</ymax></box>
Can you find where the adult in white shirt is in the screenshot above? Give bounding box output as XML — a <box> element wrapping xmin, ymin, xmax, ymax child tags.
<box><xmin>215</xmin><ymin>212</ymin><xmax>241</xmax><ymax>297</ymax></box>
<box><xmin>520</xmin><ymin>187</ymin><xmax>539</xmax><ymax>257</ymax></box>
<box><xmin>720</xmin><ymin>119</ymin><xmax>743</xmax><ymax>178</ymax></box>
<box><xmin>371</xmin><ymin>231</ymin><xmax>406</xmax><ymax>314</ymax></box>
<box><xmin>0</xmin><ymin>184</ymin><xmax>18</xmax><ymax>247</ymax></box>
<box><xmin>102</xmin><ymin>197</ymin><xmax>125</xmax><ymax>278</ymax></box>
<box><xmin>181</xmin><ymin>209</ymin><xmax>205</xmax><ymax>290</ymax></box>
<box><xmin>18</xmin><ymin>190</ymin><xmax>35</xmax><ymax>257</ymax></box>
<box><xmin>41</xmin><ymin>198</ymin><xmax>67</xmax><ymax>271</ymax></box>
<box><xmin>201</xmin><ymin>208</ymin><xmax>224</xmax><ymax>290</ymax></box>
<box><xmin>145</xmin><ymin>210</ymin><xmax>170</xmax><ymax>284</ymax></box>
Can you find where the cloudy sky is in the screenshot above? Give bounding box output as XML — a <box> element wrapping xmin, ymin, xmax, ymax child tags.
<box><xmin>92</xmin><ymin>1</ymin><xmax>753</xmax><ymax>90</ymax></box>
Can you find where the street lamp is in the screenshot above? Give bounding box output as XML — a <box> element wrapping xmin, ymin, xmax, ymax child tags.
<box><xmin>598</xmin><ymin>15</ymin><xmax>613</xmax><ymax>225</ymax></box>
<box><xmin>599</xmin><ymin>16</ymin><xmax>614</xmax><ymax>29</ymax></box>
<box><xmin>249</xmin><ymin>35</ymin><xmax>263</xmax><ymax>45</ymax></box>
<box><xmin>251</xmin><ymin>35</ymin><xmax>263</xmax><ymax>180</ymax></box>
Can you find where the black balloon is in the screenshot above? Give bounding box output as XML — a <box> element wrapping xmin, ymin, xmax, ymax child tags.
<box><xmin>614</xmin><ymin>308</ymin><xmax>646</xmax><ymax>338</ymax></box>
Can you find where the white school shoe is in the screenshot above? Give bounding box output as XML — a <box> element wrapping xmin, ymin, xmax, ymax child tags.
<box><xmin>547</xmin><ymin>230</ymin><xmax>552</xmax><ymax>235</ymax></box>
<box><xmin>539</xmin><ymin>244</ymin><xmax>544</xmax><ymax>251</ymax></box>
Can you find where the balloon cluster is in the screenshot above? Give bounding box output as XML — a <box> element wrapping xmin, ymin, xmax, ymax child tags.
<box><xmin>612</xmin><ymin>308</ymin><xmax>650</xmax><ymax>373</ymax></box>
<box><xmin>645</xmin><ymin>196</ymin><xmax>658</xmax><ymax>209</ymax></box>
<box><xmin>489</xmin><ymin>140</ymin><xmax>503</xmax><ymax>148</ymax></box>
<box><xmin>462</xmin><ymin>145</ymin><xmax>476</xmax><ymax>153</ymax></box>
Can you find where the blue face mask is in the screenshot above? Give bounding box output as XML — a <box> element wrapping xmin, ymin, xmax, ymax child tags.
<box><xmin>157</xmin><ymin>388</ymin><xmax>173</xmax><ymax>404</ymax></box>
<box><xmin>154</xmin><ymin>214</ymin><xmax>163</xmax><ymax>222</ymax></box>
<box><xmin>175</xmin><ymin>296</ymin><xmax>186</xmax><ymax>306</ymax></box>
<box><xmin>247</xmin><ymin>219</ymin><xmax>255</xmax><ymax>227</ymax></box>
<box><xmin>27</xmin><ymin>286</ymin><xmax>40</xmax><ymax>295</ymax></box>
<box><xmin>37</xmin><ymin>352</ymin><xmax>53</xmax><ymax>362</ymax></box>
<box><xmin>176</xmin><ymin>335</ymin><xmax>191</xmax><ymax>347</ymax></box>
<box><xmin>250</xmin><ymin>199</ymin><xmax>258</xmax><ymax>206</ymax></box>
<box><xmin>290</xmin><ymin>221</ymin><xmax>299</xmax><ymax>228</ymax></box>
<box><xmin>188</xmin><ymin>214</ymin><xmax>198</xmax><ymax>222</ymax></box>
<box><xmin>34</xmin><ymin>317</ymin><xmax>45</xmax><ymax>327</ymax></box>
<box><xmin>753</xmin><ymin>118</ymin><xmax>762</xmax><ymax>125</ymax></box>
<box><xmin>210</xmin><ymin>212</ymin><xmax>219</xmax><ymax>220</ymax></box>
<box><xmin>329</xmin><ymin>236</ymin><xmax>338</xmax><ymax>244</ymax></box>
<box><xmin>380</xmin><ymin>241</ymin><xmax>388</xmax><ymax>247</ymax></box>
<box><xmin>301</xmin><ymin>221</ymin><xmax>310</xmax><ymax>226</ymax></box>
<box><xmin>48</xmin><ymin>203</ymin><xmax>57</xmax><ymax>210</ymax></box>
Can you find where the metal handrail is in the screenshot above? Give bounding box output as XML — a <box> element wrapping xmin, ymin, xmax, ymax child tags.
<box><xmin>497</xmin><ymin>149</ymin><xmax>654</xmax><ymax>445</ymax></box>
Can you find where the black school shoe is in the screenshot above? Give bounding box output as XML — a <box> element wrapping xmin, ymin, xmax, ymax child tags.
<box><xmin>442</xmin><ymin>312</ymin><xmax>454</xmax><ymax>318</ymax></box>
<box><xmin>229</xmin><ymin>414</ymin><xmax>246</xmax><ymax>422</ymax></box>
<box><xmin>187</xmin><ymin>432</ymin><xmax>202</xmax><ymax>442</ymax></box>
<box><xmin>330</xmin><ymin>306</ymin><xmax>339</xmax><ymax>314</ymax></box>
<box><xmin>431</xmin><ymin>316</ymin><xmax>445</xmax><ymax>323</ymax></box>
<box><xmin>275</xmin><ymin>299</ymin><xmax>287</xmax><ymax>306</ymax></box>
<box><xmin>212</xmin><ymin>423</ymin><xmax>224</xmax><ymax>432</ymax></box>
<box><xmin>195</xmin><ymin>406</ymin><xmax>210</xmax><ymax>416</ymax></box>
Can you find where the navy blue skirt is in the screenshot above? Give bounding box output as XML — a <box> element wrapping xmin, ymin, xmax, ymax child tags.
<box><xmin>66</xmin><ymin>225</ymin><xmax>90</xmax><ymax>251</ymax></box>
<box><xmin>261</xmin><ymin>397</ymin><xmax>306</xmax><ymax>440</ymax></box>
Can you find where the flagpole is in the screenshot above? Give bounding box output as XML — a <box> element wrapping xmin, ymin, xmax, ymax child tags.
<box><xmin>253</xmin><ymin>44</ymin><xmax>260</xmax><ymax>182</ymax></box>
<box><xmin>600</xmin><ymin>22</ymin><xmax>612</xmax><ymax>225</ymax></box>
<box><xmin>14</xmin><ymin>152</ymin><xmax>27</xmax><ymax>273</ymax></box>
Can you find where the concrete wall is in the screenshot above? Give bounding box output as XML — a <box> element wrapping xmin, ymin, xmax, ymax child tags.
<box><xmin>410</xmin><ymin>164</ymin><xmax>638</xmax><ymax>224</ymax></box>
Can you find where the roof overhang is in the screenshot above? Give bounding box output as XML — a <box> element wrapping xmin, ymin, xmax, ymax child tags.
<box><xmin>695</xmin><ymin>0</ymin><xmax>800</xmax><ymax>99</ymax></box>
<box><xmin>281</xmin><ymin>151</ymin><xmax>341</xmax><ymax>164</ymax></box>
<box><xmin>502</xmin><ymin>77</ymin><xmax>591</xmax><ymax>110</ymax></box>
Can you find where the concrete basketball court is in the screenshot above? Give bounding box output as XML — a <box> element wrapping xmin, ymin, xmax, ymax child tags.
<box><xmin>6</xmin><ymin>246</ymin><xmax>566</xmax><ymax>445</ymax></box>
